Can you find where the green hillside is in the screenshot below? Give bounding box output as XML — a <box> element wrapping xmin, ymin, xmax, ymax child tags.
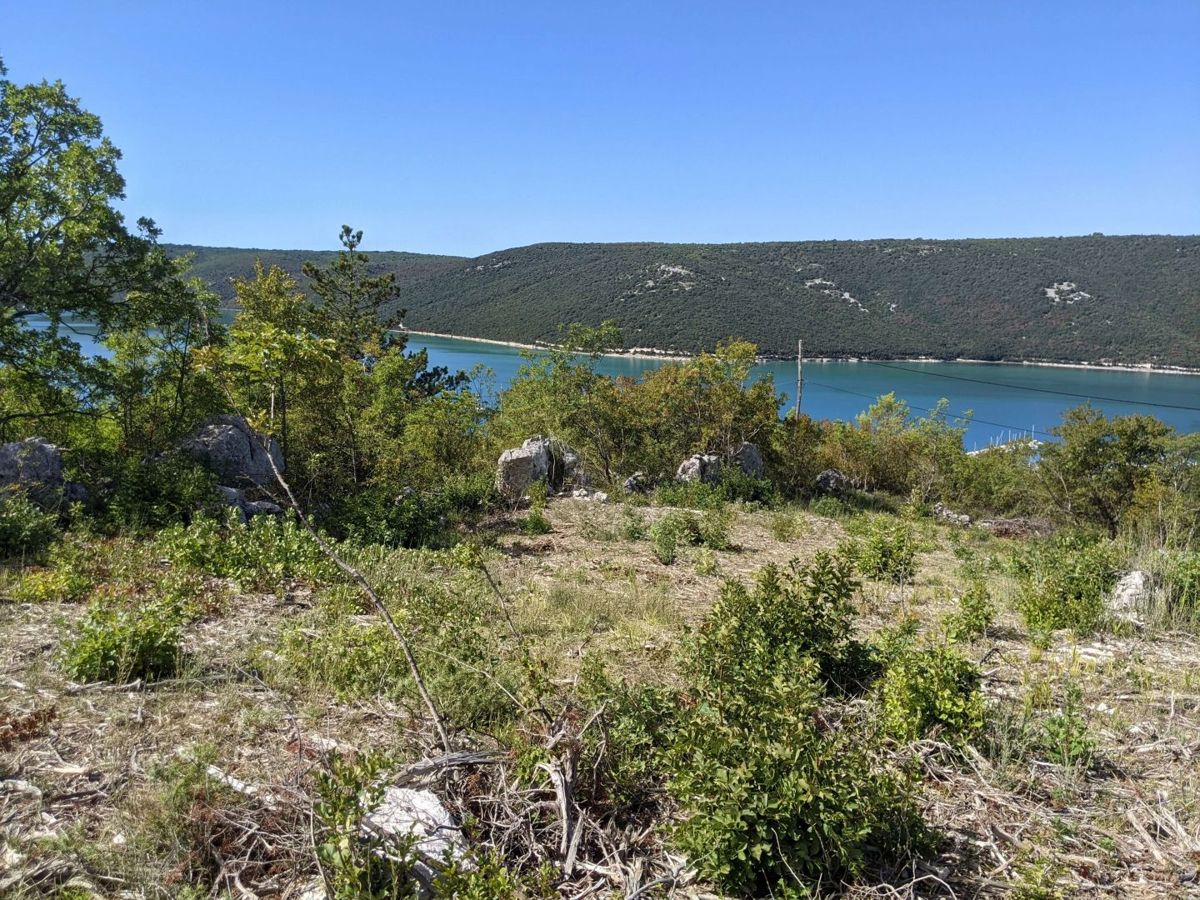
<box><xmin>165</xmin><ymin>235</ymin><xmax>1200</xmax><ymax>368</ymax></box>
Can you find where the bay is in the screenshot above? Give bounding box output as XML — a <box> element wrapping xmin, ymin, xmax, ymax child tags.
<box><xmin>407</xmin><ymin>334</ymin><xmax>1200</xmax><ymax>449</ymax></box>
<box><xmin>26</xmin><ymin>319</ymin><xmax>1199</xmax><ymax>448</ymax></box>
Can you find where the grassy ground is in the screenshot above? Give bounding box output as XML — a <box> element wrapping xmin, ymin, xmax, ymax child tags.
<box><xmin>2</xmin><ymin>498</ymin><xmax>1198</xmax><ymax>897</ymax></box>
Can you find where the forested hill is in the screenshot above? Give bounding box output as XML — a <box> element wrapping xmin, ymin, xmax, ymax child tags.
<box><xmin>165</xmin><ymin>235</ymin><xmax>1200</xmax><ymax>368</ymax></box>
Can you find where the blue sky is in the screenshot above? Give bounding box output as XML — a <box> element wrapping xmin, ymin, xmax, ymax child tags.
<box><xmin>4</xmin><ymin>1</ymin><xmax>1198</xmax><ymax>256</ymax></box>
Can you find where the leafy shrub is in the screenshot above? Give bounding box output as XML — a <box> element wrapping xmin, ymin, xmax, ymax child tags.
<box><xmin>520</xmin><ymin>509</ymin><xmax>552</xmax><ymax>535</ymax></box>
<box><xmin>96</xmin><ymin>453</ymin><xmax>218</xmax><ymax>532</ymax></box>
<box><xmin>1157</xmin><ymin>550</ymin><xmax>1200</xmax><ymax>623</ymax></box>
<box><xmin>697</xmin><ymin>507</ymin><xmax>734</xmax><ymax>550</ymax></box>
<box><xmin>809</xmin><ymin>495</ymin><xmax>845</xmax><ymax>519</ymax></box>
<box><xmin>650</xmin><ymin>508</ymin><xmax>733</xmax><ymax>565</ymax></box>
<box><xmin>881</xmin><ymin>644</ymin><xmax>985</xmax><ymax>743</ymax></box>
<box><xmin>652</xmin><ymin>479</ymin><xmax>726</xmax><ymax>511</ymax></box>
<box><xmin>61</xmin><ymin>601</ymin><xmax>182</xmax><ymax>683</ymax></box>
<box><xmin>693</xmin><ymin>546</ymin><xmax>718</xmax><ymax>576</ymax></box>
<box><xmin>945</xmin><ymin>581</ymin><xmax>995</xmax><ymax>642</ymax></box>
<box><xmin>717</xmin><ymin>468</ymin><xmax>776</xmax><ymax>506</ymax></box>
<box><xmin>769</xmin><ymin>510</ymin><xmax>803</xmax><ymax>542</ymax></box>
<box><xmin>667</xmin><ymin>554</ymin><xmax>927</xmax><ymax>892</ymax></box>
<box><xmin>157</xmin><ymin>514</ymin><xmax>333</xmax><ymax>591</ymax></box>
<box><xmin>11</xmin><ymin>567</ymin><xmax>92</xmax><ymax>603</ymax></box>
<box><xmin>577</xmin><ymin>659</ymin><xmax>679</xmax><ymax>811</ymax></box>
<box><xmin>651</xmin><ymin>519</ymin><xmax>678</xmax><ymax>565</ymax></box>
<box><xmin>1041</xmin><ymin>679</ymin><xmax>1094</xmax><ymax>768</ymax></box>
<box><xmin>1013</xmin><ymin>535</ymin><xmax>1118</xmax><ymax>641</ymax></box>
<box><xmin>668</xmin><ymin>699</ymin><xmax>926</xmax><ymax>894</ymax></box>
<box><xmin>687</xmin><ymin>553</ymin><xmax>872</xmax><ymax>699</ymax></box>
<box><xmin>848</xmin><ymin>517</ymin><xmax>918</xmax><ymax>583</ymax></box>
<box><xmin>313</xmin><ymin>752</ymin><xmax>422</xmax><ymax>898</ymax></box>
<box><xmin>576</xmin><ymin>556</ymin><xmax>929</xmax><ymax>893</ymax></box>
<box><xmin>0</xmin><ymin>492</ymin><xmax>59</xmax><ymax>561</ymax></box>
<box><xmin>617</xmin><ymin>505</ymin><xmax>647</xmax><ymax>540</ymax></box>
<box><xmin>328</xmin><ymin>473</ymin><xmax>498</xmax><ymax>549</ymax></box>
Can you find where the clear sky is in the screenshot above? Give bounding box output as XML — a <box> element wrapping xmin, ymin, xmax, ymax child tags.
<box><xmin>4</xmin><ymin>0</ymin><xmax>1198</xmax><ymax>256</ymax></box>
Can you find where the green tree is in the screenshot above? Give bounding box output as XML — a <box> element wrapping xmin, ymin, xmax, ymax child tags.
<box><xmin>102</xmin><ymin>262</ymin><xmax>225</xmax><ymax>451</ymax></box>
<box><xmin>0</xmin><ymin>58</ymin><xmax>168</xmax><ymax>435</ymax></box>
<box><xmin>302</xmin><ymin>225</ymin><xmax>404</xmax><ymax>359</ymax></box>
<box><xmin>1039</xmin><ymin>405</ymin><xmax>1174</xmax><ymax>537</ymax></box>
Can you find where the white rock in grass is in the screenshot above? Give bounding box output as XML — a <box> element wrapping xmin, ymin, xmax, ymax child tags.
<box><xmin>495</xmin><ymin>437</ymin><xmax>551</xmax><ymax>501</ymax></box>
<box><xmin>1109</xmin><ymin>570</ymin><xmax>1149</xmax><ymax>627</ymax></box>
<box><xmin>363</xmin><ymin>787</ymin><xmax>468</xmax><ymax>877</ymax></box>
<box><xmin>180</xmin><ymin>416</ymin><xmax>284</xmax><ymax>486</ymax></box>
<box><xmin>676</xmin><ymin>453</ymin><xmax>721</xmax><ymax>485</ymax></box>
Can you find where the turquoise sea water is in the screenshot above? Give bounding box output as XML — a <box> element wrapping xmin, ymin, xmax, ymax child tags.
<box><xmin>28</xmin><ymin>320</ymin><xmax>1200</xmax><ymax>449</ymax></box>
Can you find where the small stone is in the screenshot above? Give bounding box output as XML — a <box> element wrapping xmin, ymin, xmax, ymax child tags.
<box><xmin>623</xmin><ymin>471</ymin><xmax>650</xmax><ymax>493</ymax></box>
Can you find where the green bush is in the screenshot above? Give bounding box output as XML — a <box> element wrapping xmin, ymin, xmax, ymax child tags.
<box><xmin>653</xmin><ymin>479</ymin><xmax>726</xmax><ymax>510</ymax></box>
<box><xmin>95</xmin><ymin>453</ymin><xmax>218</xmax><ymax>532</ymax></box>
<box><xmin>328</xmin><ymin>473</ymin><xmax>498</xmax><ymax>549</ymax></box>
<box><xmin>1013</xmin><ymin>535</ymin><xmax>1118</xmax><ymax>641</ymax></box>
<box><xmin>11</xmin><ymin>567</ymin><xmax>92</xmax><ymax>603</ymax></box>
<box><xmin>880</xmin><ymin>644</ymin><xmax>986</xmax><ymax>743</ymax></box>
<box><xmin>697</xmin><ymin>506</ymin><xmax>734</xmax><ymax>550</ymax></box>
<box><xmin>313</xmin><ymin>752</ymin><xmax>422</xmax><ymax>898</ymax></box>
<box><xmin>809</xmin><ymin>495</ymin><xmax>845</xmax><ymax>519</ymax></box>
<box><xmin>520</xmin><ymin>510</ymin><xmax>551</xmax><ymax>535</ymax></box>
<box><xmin>693</xmin><ymin>546</ymin><xmax>718</xmax><ymax>576</ymax></box>
<box><xmin>848</xmin><ymin>517</ymin><xmax>918</xmax><ymax>583</ymax></box>
<box><xmin>157</xmin><ymin>514</ymin><xmax>333</xmax><ymax>591</ymax></box>
<box><xmin>617</xmin><ymin>505</ymin><xmax>647</xmax><ymax>540</ymax></box>
<box><xmin>687</xmin><ymin>553</ymin><xmax>873</xmax><ymax>699</ymax></box>
<box><xmin>0</xmin><ymin>492</ymin><xmax>59</xmax><ymax>561</ymax></box>
<box><xmin>1158</xmin><ymin>550</ymin><xmax>1200</xmax><ymax>622</ymax></box>
<box><xmin>769</xmin><ymin>510</ymin><xmax>803</xmax><ymax>542</ymax></box>
<box><xmin>574</xmin><ymin>555</ymin><xmax>930</xmax><ymax>894</ymax></box>
<box><xmin>666</xmin><ymin>553</ymin><xmax>927</xmax><ymax>892</ymax></box>
<box><xmin>1041</xmin><ymin>679</ymin><xmax>1094</xmax><ymax>768</ymax></box>
<box><xmin>651</xmin><ymin>520</ymin><xmax>677</xmax><ymax>565</ymax></box>
<box><xmin>945</xmin><ymin>581</ymin><xmax>995</xmax><ymax>642</ymax></box>
<box><xmin>577</xmin><ymin>659</ymin><xmax>679</xmax><ymax>811</ymax></box>
<box><xmin>650</xmin><ymin>508</ymin><xmax>733</xmax><ymax>565</ymax></box>
<box><xmin>668</xmin><ymin>699</ymin><xmax>926</xmax><ymax>894</ymax></box>
<box><xmin>61</xmin><ymin>601</ymin><xmax>182</xmax><ymax>683</ymax></box>
<box><xmin>716</xmin><ymin>468</ymin><xmax>777</xmax><ymax>506</ymax></box>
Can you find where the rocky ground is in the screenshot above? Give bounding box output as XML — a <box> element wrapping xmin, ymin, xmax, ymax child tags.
<box><xmin>2</xmin><ymin>499</ymin><xmax>1199</xmax><ymax>897</ymax></box>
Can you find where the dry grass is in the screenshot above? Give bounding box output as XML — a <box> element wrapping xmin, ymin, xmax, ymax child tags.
<box><xmin>1</xmin><ymin>498</ymin><xmax>1198</xmax><ymax>896</ymax></box>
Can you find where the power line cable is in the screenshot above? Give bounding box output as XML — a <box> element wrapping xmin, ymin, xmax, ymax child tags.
<box><xmin>859</xmin><ymin>361</ymin><xmax>1200</xmax><ymax>412</ymax></box>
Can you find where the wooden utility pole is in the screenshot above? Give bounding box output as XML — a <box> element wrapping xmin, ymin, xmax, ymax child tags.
<box><xmin>795</xmin><ymin>339</ymin><xmax>804</xmax><ymax>416</ymax></box>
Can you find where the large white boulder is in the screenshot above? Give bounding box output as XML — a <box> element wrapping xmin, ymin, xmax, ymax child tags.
<box><xmin>732</xmin><ymin>441</ymin><xmax>764</xmax><ymax>479</ymax></box>
<box><xmin>676</xmin><ymin>453</ymin><xmax>722</xmax><ymax>485</ymax></box>
<box><xmin>1109</xmin><ymin>570</ymin><xmax>1149</xmax><ymax>627</ymax></box>
<box><xmin>495</xmin><ymin>437</ymin><xmax>552</xmax><ymax>501</ymax></box>
<box><xmin>0</xmin><ymin>437</ymin><xmax>63</xmax><ymax>492</ymax></box>
<box><xmin>180</xmin><ymin>416</ymin><xmax>284</xmax><ymax>486</ymax></box>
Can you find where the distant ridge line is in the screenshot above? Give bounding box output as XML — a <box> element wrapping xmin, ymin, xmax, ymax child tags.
<box><xmin>163</xmin><ymin>234</ymin><xmax>1200</xmax><ymax>370</ymax></box>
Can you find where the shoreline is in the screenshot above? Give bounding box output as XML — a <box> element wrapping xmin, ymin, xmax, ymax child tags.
<box><xmin>402</xmin><ymin>329</ymin><xmax>1200</xmax><ymax>376</ymax></box>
